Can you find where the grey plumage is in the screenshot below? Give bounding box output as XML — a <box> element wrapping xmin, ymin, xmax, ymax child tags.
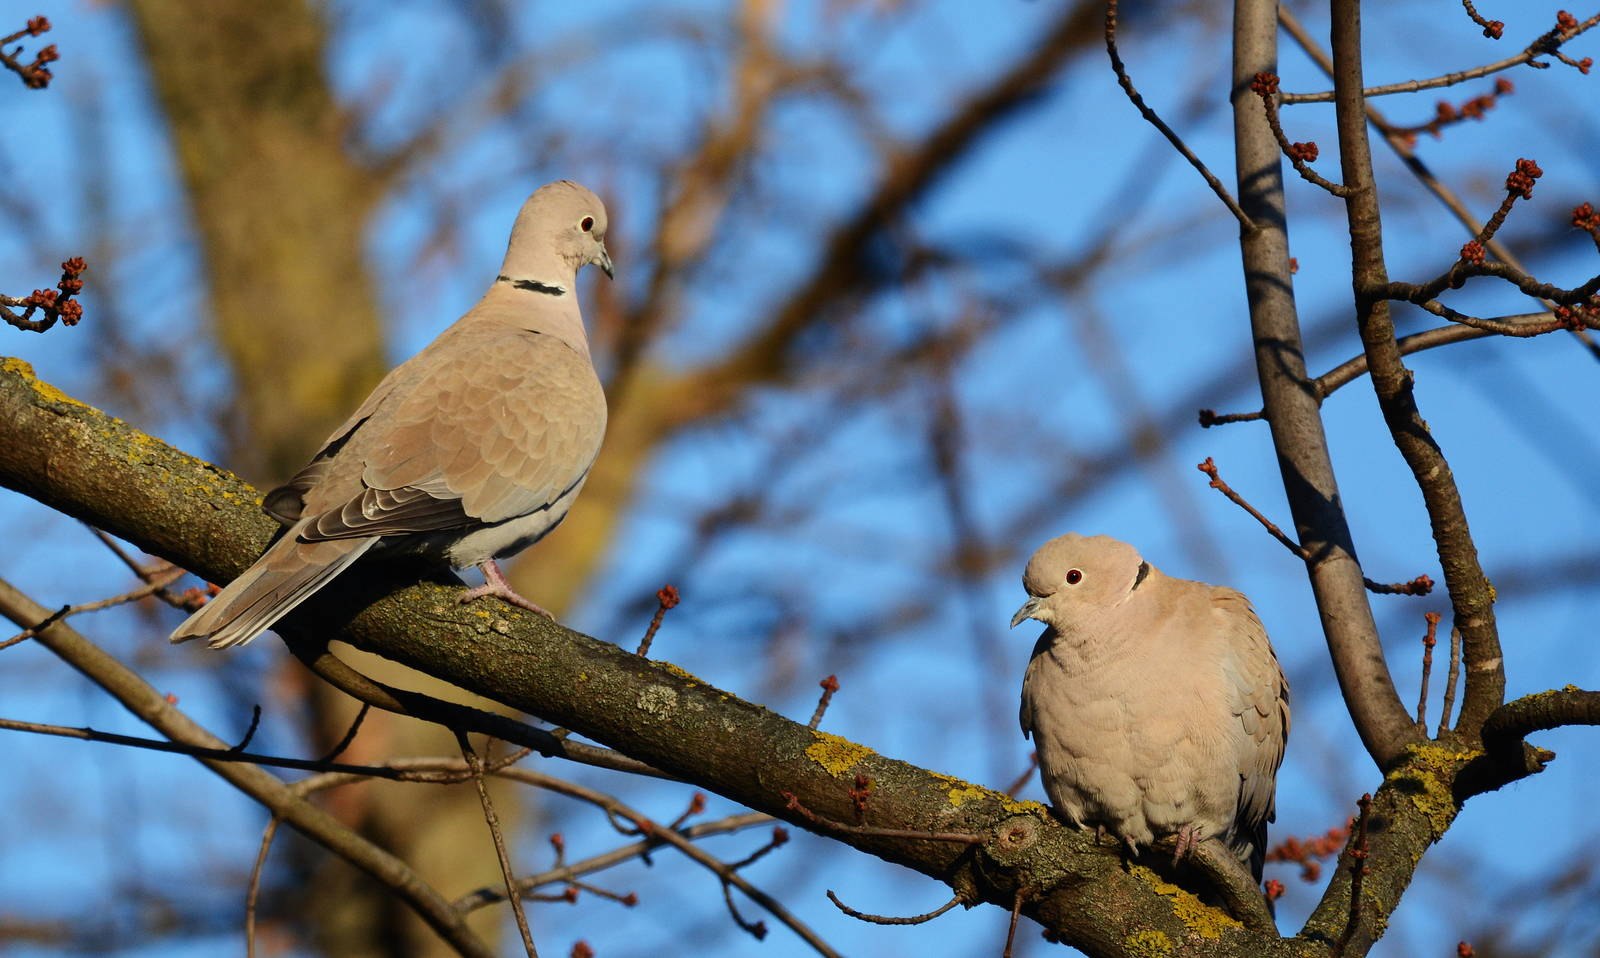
<box><xmin>171</xmin><ymin>180</ymin><xmax>614</xmax><ymax>649</ymax></box>
<box><xmin>1012</xmin><ymin>533</ymin><xmax>1290</xmax><ymax>881</ymax></box>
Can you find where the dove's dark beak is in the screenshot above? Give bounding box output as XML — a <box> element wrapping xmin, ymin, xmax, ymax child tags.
<box><xmin>1010</xmin><ymin>597</ymin><xmax>1042</xmax><ymax>629</ymax></box>
<box><xmin>596</xmin><ymin>241</ymin><xmax>614</xmax><ymax>280</ymax></box>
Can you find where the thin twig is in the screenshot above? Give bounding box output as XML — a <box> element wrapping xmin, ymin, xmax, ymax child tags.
<box><xmin>0</xmin><ymin>715</ymin><xmax>463</xmax><ymax>780</ymax></box>
<box><xmin>1250</xmin><ymin>72</ymin><xmax>1353</xmax><ymax>196</ymax></box>
<box><xmin>1197</xmin><ymin>458</ymin><xmax>1432</xmax><ymax>595</ymax></box>
<box><xmin>1197</xmin><ymin>408</ymin><xmax>1265</xmax><ymax>428</ymax></box>
<box><xmin>245</xmin><ymin>816</ymin><xmax>282</xmax><ymax>958</ymax></box>
<box><xmin>808</xmin><ymin>674</ymin><xmax>839</xmax><ymax>729</ymax></box>
<box><xmin>1338</xmin><ymin>793</ymin><xmax>1374</xmax><ymax>954</ymax></box>
<box><xmin>1441</xmin><ymin>626</ymin><xmax>1463</xmax><ymax>736</ymax></box>
<box><xmin>1</xmin><ymin>566</ymin><xmax>189</xmax><ymax>648</ymax></box>
<box><xmin>825</xmin><ymin>889</ymin><xmax>961</xmax><ymax>926</ymax></box>
<box><xmin>1004</xmin><ymin>752</ymin><xmax>1039</xmax><ymax>798</ymax></box>
<box><xmin>0</xmin><ymin>15</ymin><xmax>56</xmax><ymax>89</ymax></box>
<box><xmin>1104</xmin><ymin>0</ymin><xmax>1253</xmax><ymax>229</ymax></box>
<box><xmin>228</xmin><ymin>705</ymin><xmax>263</xmax><ymax>753</ymax></box>
<box><xmin>1417</xmin><ymin>611</ymin><xmax>1442</xmax><ymax>727</ymax></box>
<box><xmin>457</xmin><ymin>731</ymin><xmax>538</xmax><ymax>958</ymax></box>
<box><xmin>316</xmin><ymin>703</ymin><xmax>371</xmax><ymax>763</ymax></box>
<box><xmin>1278</xmin><ymin>11</ymin><xmax>1600</xmax><ymax>103</ymax></box>
<box><xmin>635</xmin><ymin>584</ymin><xmax>680</xmax><ymax>656</ymax></box>
<box><xmin>1003</xmin><ymin>885</ymin><xmax>1026</xmax><ymax>957</ymax></box>
<box><xmin>1460</xmin><ymin>0</ymin><xmax>1505</xmax><ymax>40</ymax></box>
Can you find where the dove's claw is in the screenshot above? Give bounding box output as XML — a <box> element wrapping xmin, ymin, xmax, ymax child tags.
<box><xmin>460</xmin><ymin>560</ymin><xmax>554</xmax><ymax>618</ymax></box>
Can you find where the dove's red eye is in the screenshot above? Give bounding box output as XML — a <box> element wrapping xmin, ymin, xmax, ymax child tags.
<box><xmin>580</xmin><ymin>216</ymin><xmax>595</xmax><ymax>232</ymax></box>
<box><xmin>1065</xmin><ymin>569</ymin><xmax>1083</xmax><ymax>585</ymax></box>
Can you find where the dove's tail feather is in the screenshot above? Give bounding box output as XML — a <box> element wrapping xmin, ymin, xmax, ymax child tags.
<box><xmin>169</xmin><ymin>527</ymin><xmax>378</xmax><ymax>650</ymax></box>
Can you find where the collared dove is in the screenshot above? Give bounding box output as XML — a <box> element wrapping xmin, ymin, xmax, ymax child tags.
<box><xmin>170</xmin><ymin>180</ymin><xmax>614</xmax><ymax>650</ymax></box>
<box><xmin>1011</xmin><ymin>533</ymin><xmax>1290</xmax><ymax>881</ymax></box>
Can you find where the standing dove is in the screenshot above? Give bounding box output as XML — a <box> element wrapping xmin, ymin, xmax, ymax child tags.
<box><xmin>1011</xmin><ymin>533</ymin><xmax>1290</xmax><ymax>881</ymax></box>
<box><xmin>171</xmin><ymin>180</ymin><xmax>614</xmax><ymax>649</ymax></box>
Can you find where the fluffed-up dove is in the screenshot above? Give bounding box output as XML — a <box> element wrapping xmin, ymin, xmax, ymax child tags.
<box><xmin>170</xmin><ymin>180</ymin><xmax>614</xmax><ymax>649</ymax></box>
<box><xmin>1011</xmin><ymin>533</ymin><xmax>1290</xmax><ymax>881</ymax></box>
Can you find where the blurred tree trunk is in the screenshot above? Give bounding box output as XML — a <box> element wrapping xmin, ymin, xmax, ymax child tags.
<box><xmin>125</xmin><ymin>3</ymin><xmax>510</xmax><ymax>956</ymax></box>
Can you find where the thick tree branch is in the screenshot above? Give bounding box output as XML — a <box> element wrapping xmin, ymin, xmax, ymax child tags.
<box><xmin>1482</xmin><ymin>688</ymin><xmax>1600</xmax><ymax>742</ymax></box>
<box><xmin>1329</xmin><ymin>0</ymin><xmax>1504</xmax><ymax>740</ymax></box>
<box><xmin>1230</xmin><ymin>0</ymin><xmax>1418</xmax><ymax>768</ymax></box>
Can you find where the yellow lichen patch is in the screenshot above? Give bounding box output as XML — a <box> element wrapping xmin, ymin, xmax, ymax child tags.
<box><xmin>2</xmin><ymin>356</ymin><xmax>86</xmax><ymax>408</ymax></box>
<box><xmin>804</xmin><ymin>731</ymin><xmax>874</xmax><ymax>777</ymax></box>
<box><xmin>1386</xmin><ymin>743</ymin><xmax>1479</xmax><ymax>840</ymax></box>
<box><xmin>929</xmin><ymin>771</ymin><xmax>988</xmax><ymax>807</ymax></box>
<box><xmin>660</xmin><ymin>661</ymin><xmax>704</xmax><ymax>685</ymax></box>
<box><xmin>924</xmin><ymin>772</ymin><xmax>1047</xmax><ymax>813</ymax></box>
<box><xmin>1123</xmin><ymin>930</ymin><xmax>1174</xmax><ymax>958</ymax></box>
<box><xmin>1130</xmin><ymin>865</ymin><xmax>1243</xmax><ymax>940</ymax></box>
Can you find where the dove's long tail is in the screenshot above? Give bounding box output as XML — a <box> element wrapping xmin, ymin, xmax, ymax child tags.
<box><xmin>169</xmin><ymin>523</ymin><xmax>378</xmax><ymax>650</ymax></box>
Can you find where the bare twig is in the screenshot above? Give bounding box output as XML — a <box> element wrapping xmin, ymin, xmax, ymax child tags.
<box><xmin>1461</xmin><ymin>0</ymin><xmax>1505</xmax><ymax>40</ymax></box>
<box><xmin>635</xmin><ymin>584</ymin><xmax>680</xmax><ymax>656</ymax></box>
<box><xmin>1417</xmin><ymin>612</ymin><xmax>1442</xmax><ymax>728</ymax></box>
<box><xmin>1004</xmin><ymin>752</ymin><xmax>1039</xmax><ymax>798</ymax></box>
<box><xmin>2</xmin><ymin>257</ymin><xmax>86</xmax><ymax>331</ymax></box>
<box><xmin>826</xmin><ymin>889</ymin><xmax>961</xmax><ymax>926</ymax></box>
<box><xmin>1003</xmin><ymin>885</ymin><xmax>1026</xmax><ymax>957</ymax></box>
<box><xmin>1441</xmin><ymin>626</ymin><xmax>1463</xmax><ymax>736</ymax></box>
<box><xmin>0</xmin><ymin>15</ymin><xmax>56</xmax><ymax>89</ymax></box>
<box><xmin>1197</xmin><ymin>458</ymin><xmax>1432</xmax><ymax>596</ymax></box>
<box><xmin>808</xmin><ymin>674</ymin><xmax>839</xmax><ymax>730</ymax></box>
<box><xmin>1380</xmin><ymin>78</ymin><xmax>1514</xmax><ymax>142</ymax></box>
<box><xmin>1104</xmin><ymin>0</ymin><xmax>1252</xmax><ymax>228</ymax></box>
<box><xmin>1278</xmin><ymin>10</ymin><xmax>1600</xmax><ymax>104</ymax></box>
<box><xmin>457</xmin><ymin>731</ymin><xmax>538</xmax><ymax>957</ymax></box>
<box><xmin>1197</xmin><ymin>408</ymin><xmax>1264</xmax><ymax>428</ymax></box>
<box><xmin>1</xmin><ymin>566</ymin><xmax>187</xmax><ymax>649</ymax></box>
<box><xmin>1337</xmin><ymin>793</ymin><xmax>1374</xmax><ymax>955</ymax></box>
<box><xmin>1250</xmin><ymin>72</ymin><xmax>1353</xmax><ymax>197</ymax></box>
<box><xmin>245</xmin><ymin>816</ymin><xmax>282</xmax><ymax>958</ymax></box>
<box><xmin>315</xmin><ymin>703</ymin><xmax>371</xmax><ymax>763</ymax></box>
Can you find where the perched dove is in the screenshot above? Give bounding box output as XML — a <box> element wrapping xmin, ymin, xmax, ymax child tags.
<box><xmin>1011</xmin><ymin>533</ymin><xmax>1290</xmax><ymax>881</ymax></box>
<box><xmin>170</xmin><ymin>180</ymin><xmax>614</xmax><ymax>650</ymax></box>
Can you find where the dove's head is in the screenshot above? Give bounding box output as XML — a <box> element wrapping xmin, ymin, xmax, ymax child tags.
<box><xmin>503</xmin><ymin>180</ymin><xmax>614</xmax><ymax>282</ymax></box>
<box><xmin>1010</xmin><ymin>534</ymin><xmax>1151</xmax><ymax>631</ymax></box>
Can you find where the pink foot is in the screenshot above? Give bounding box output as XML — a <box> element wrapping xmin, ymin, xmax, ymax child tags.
<box><xmin>1172</xmin><ymin>824</ymin><xmax>1202</xmax><ymax>866</ymax></box>
<box><xmin>458</xmin><ymin>560</ymin><xmax>553</xmax><ymax>618</ymax></box>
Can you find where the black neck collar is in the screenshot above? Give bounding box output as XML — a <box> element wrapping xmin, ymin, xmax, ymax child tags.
<box><xmin>497</xmin><ymin>275</ymin><xmax>566</xmax><ymax>296</ymax></box>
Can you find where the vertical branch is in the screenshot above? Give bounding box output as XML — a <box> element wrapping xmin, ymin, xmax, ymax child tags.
<box><xmin>1328</xmin><ymin>0</ymin><xmax>1505</xmax><ymax>738</ymax></box>
<box><xmin>457</xmin><ymin>731</ymin><xmax>539</xmax><ymax>958</ymax></box>
<box><xmin>1230</xmin><ymin>0</ymin><xmax>1417</xmax><ymax>767</ymax></box>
